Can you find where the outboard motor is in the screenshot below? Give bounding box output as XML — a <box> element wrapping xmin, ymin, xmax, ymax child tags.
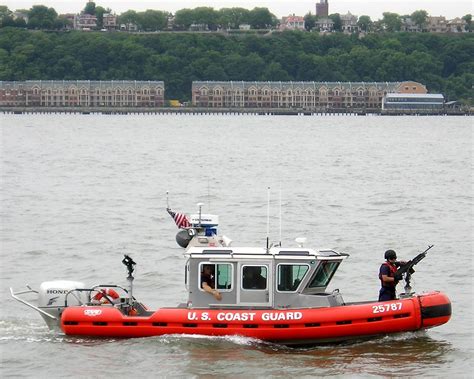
<box><xmin>38</xmin><ymin>280</ymin><xmax>86</xmax><ymax>330</ymax></box>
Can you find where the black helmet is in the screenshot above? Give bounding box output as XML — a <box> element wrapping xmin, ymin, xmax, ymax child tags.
<box><xmin>384</xmin><ymin>249</ymin><xmax>397</xmax><ymax>260</ymax></box>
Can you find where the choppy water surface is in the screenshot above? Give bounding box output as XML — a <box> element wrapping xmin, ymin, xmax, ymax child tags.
<box><xmin>1</xmin><ymin>114</ymin><xmax>472</xmax><ymax>377</ymax></box>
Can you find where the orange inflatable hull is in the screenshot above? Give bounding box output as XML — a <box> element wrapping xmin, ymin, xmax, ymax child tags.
<box><xmin>61</xmin><ymin>291</ymin><xmax>451</xmax><ymax>344</ymax></box>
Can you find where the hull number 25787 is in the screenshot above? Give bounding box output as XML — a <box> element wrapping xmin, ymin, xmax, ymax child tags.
<box><xmin>372</xmin><ymin>302</ymin><xmax>403</xmax><ymax>313</ymax></box>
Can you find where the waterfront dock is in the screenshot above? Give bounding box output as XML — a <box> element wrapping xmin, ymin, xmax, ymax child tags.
<box><xmin>0</xmin><ymin>106</ymin><xmax>469</xmax><ymax>116</ymax></box>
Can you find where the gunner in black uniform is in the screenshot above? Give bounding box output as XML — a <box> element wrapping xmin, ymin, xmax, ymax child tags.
<box><xmin>379</xmin><ymin>249</ymin><xmax>405</xmax><ymax>301</ymax></box>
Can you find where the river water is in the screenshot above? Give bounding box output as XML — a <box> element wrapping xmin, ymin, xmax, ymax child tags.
<box><xmin>0</xmin><ymin>114</ymin><xmax>472</xmax><ymax>377</ymax></box>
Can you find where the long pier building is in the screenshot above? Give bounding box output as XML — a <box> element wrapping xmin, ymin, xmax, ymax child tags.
<box><xmin>191</xmin><ymin>81</ymin><xmax>427</xmax><ymax>111</ymax></box>
<box><xmin>0</xmin><ymin>80</ymin><xmax>165</xmax><ymax>108</ymax></box>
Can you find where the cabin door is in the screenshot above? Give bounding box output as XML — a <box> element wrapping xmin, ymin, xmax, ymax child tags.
<box><xmin>237</xmin><ymin>262</ymin><xmax>272</xmax><ymax>307</ymax></box>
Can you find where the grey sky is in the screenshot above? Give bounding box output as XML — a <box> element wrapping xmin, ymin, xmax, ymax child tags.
<box><xmin>3</xmin><ymin>0</ymin><xmax>472</xmax><ymax>19</ymax></box>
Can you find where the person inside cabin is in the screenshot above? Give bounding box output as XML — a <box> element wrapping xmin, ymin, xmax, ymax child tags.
<box><xmin>243</xmin><ymin>266</ymin><xmax>267</xmax><ymax>290</ymax></box>
<box><xmin>201</xmin><ymin>264</ymin><xmax>222</xmax><ymax>301</ymax></box>
<box><xmin>378</xmin><ymin>249</ymin><xmax>405</xmax><ymax>301</ymax></box>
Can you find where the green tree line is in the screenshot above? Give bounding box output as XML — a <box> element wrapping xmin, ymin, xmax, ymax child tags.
<box><xmin>0</xmin><ymin>28</ymin><xmax>472</xmax><ymax>104</ymax></box>
<box><xmin>1</xmin><ymin>4</ymin><xmax>471</xmax><ymax>32</ymax></box>
<box><xmin>0</xmin><ymin>4</ymin><xmax>278</xmax><ymax>31</ymax></box>
<box><xmin>303</xmin><ymin>10</ymin><xmax>472</xmax><ymax>33</ymax></box>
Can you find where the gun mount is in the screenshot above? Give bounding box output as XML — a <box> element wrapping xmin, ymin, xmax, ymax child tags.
<box><xmin>396</xmin><ymin>245</ymin><xmax>434</xmax><ymax>296</ymax></box>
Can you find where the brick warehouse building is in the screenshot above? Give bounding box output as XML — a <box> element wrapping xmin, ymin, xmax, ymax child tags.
<box><xmin>0</xmin><ymin>80</ymin><xmax>165</xmax><ymax>108</ymax></box>
<box><xmin>191</xmin><ymin>81</ymin><xmax>427</xmax><ymax>110</ymax></box>
<box><xmin>1</xmin><ymin>80</ymin><xmax>428</xmax><ymax>111</ymax></box>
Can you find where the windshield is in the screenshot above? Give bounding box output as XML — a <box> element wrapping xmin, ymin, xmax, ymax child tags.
<box><xmin>308</xmin><ymin>261</ymin><xmax>340</xmax><ymax>288</ymax></box>
<box><xmin>277</xmin><ymin>264</ymin><xmax>309</xmax><ymax>292</ymax></box>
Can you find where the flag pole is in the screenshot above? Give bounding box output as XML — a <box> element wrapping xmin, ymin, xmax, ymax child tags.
<box><xmin>166</xmin><ymin>191</ymin><xmax>170</xmax><ymax>209</ymax></box>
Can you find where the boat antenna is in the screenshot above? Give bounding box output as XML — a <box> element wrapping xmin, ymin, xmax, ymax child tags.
<box><xmin>266</xmin><ymin>186</ymin><xmax>270</xmax><ymax>253</ymax></box>
<box><xmin>207</xmin><ymin>178</ymin><xmax>211</xmax><ymax>212</ymax></box>
<box><xmin>197</xmin><ymin>202</ymin><xmax>204</xmax><ymax>226</ymax></box>
<box><xmin>278</xmin><ymin>183</ymin><xmax>282</xmax><ymax>247</ymax></box>
<box><xmin>166</xmin><ymin>190</ymin><xmax>170</xmax><ymax>209</ymax></box>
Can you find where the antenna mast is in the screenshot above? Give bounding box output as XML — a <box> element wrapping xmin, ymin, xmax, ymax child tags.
<box><xmin>279</xmin><ymin>184</ymin><xmax>282</xmax><ymax>247</ymax></box>
<box><xmin>207</xmin><ymin>178</ymin><xmax>211</xmax><ymax>212</ymax></box>
<box><xmin>197</xmin><ymin>202</ymin><xmax>204</xmax><ymax>226</ymax></box>
<box><xmin>266</xmin><ymin>187</ymin><xmax>270</xmax><ymax>252</ymax></box>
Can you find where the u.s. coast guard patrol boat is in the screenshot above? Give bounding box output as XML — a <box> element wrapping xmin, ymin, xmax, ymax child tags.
<box><xmin>10</xmin><ymin>241</ymin><xmax>451</xmax><ymax>345</ymax></box>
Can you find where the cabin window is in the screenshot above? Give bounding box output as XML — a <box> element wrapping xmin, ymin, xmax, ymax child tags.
<box><xmin>216</xmin><ymin>264</ymin><xmax>232</xmax><ymax>290</ymax></box>
<box><xmin>242</xmin><ymin>265</ymin><xmax>267</xmax><ymax>290</ymax></box>
<box><xmin>277</xmin><ymin>264</ymin><xmax>309</xmax><ymax>292</ymax></box>
<box><xmin>308</xmin><ymin>261</ymin><xmax>340</xmax><ymax>288</ymax></box>
<box><xmin>199</xmin><ymin>263</ymin><xmax>233</xmax><ymax>292</ymax></box>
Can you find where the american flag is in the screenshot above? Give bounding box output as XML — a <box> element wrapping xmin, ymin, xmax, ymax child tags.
<box><xmin>167</xmin><ymin>208</ymin><xmax>191</xmax><ymax>229</ymax></box>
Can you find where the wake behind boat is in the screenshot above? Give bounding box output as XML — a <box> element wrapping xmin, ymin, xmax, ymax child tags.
<box><xmin>10</xmin><ymin>242</ymin><xmax>451</xmax><ymax>346</ymax></box>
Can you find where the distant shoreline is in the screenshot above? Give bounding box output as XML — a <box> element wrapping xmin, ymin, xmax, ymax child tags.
<box><xmin>0</xmin><ymin>107</ymin><xmax>469</xmax><ymax>116</ymax></box>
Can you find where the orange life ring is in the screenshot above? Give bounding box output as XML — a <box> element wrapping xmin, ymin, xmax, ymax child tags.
<box><xmin>93</xmin><ymin>288</ymin><xmax>120</xmax><ymax>304</ymax></box>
